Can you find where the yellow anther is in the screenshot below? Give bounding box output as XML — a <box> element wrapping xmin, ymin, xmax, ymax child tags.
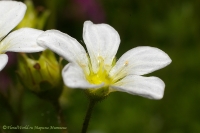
<box><xmin>80</xmin><ymin>64</ymin><xmax>86</xmax><ymax>67</ymax></box>
<box><xmin>124</xmin><ymin>61</ymin><xmax>129</xmax><ymax>66</ymax></box>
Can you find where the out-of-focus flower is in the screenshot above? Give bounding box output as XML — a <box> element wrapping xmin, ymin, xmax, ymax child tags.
<box><xmin>16</xmin><ymin>0</ymin><xmax>50</xmax><ymax>29</ymax></box>
<box><xmin>37</xmin><ymin>21</ymin><xmax>171</xmax><ymax>100</ymax></box>
<box><xmin>72</xmin><ymin>0</ymin><xmax>105</xmax><ymax>22</ymax></box>
<box><xmin>17</xmin><ymin>50</ymin><xmax>62</xmax><ymax>93</ymax></box>
<box><xmin>0</xmin><ymin>1</ymin><xmax>45</xmax><ymax>71</ymax></box>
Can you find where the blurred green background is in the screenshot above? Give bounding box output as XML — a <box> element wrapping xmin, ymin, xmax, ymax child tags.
<box><xmin>1</xmin><ymin>0</ymin><xmax>200</xmax><ymax>133</ymax></box>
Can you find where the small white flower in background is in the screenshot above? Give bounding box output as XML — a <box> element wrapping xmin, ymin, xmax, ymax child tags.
<box><xmin>37</xmin><ymin>21</ymin><xmax>172</xmax><ymax>100</ymax></box>
<box><xmin>0</xmin><ymin>1</ymin><xmax>45</xmax><ymax>71</ymax></box>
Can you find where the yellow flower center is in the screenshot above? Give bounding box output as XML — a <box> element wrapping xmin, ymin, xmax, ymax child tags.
<box><xmin>86</xmin><ymin>56</ymin><xmax>113</xmax><ymax>86</ymax></box>
<box><xmin>84</xmin><ymin>56</ymin><xmax>116</xmax><ymax>101</ymax></box>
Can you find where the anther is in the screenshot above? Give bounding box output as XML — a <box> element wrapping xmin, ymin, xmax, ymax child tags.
<box><xmin>124</xmin><ymin>61</ymin><xmax>129</xmax><ymax>66</ymax></box>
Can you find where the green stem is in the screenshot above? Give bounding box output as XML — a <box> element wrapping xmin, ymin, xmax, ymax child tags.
<box><xmin>54</xmin><ymin>101</ymin><xmax>68</xmax><ymax>133</ymax></box>
<box><xmin>81</xmin><ymin>100</ymin><xmax>96</xmax><ymax>133</ymax></box>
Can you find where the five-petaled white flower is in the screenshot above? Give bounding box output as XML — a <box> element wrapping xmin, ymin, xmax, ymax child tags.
<box><xmin>0</xmin><ymin>1</ymin><xmax>45</xmax><ymax>71</ymax></box>
<box><xmin>37</xmin><ymin>21</ymin><xmax>172</xmax><ymax>100</ymax></box>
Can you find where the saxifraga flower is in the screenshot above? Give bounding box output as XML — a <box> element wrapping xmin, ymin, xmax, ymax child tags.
<box><xmin>0</xmin><ymin>1</ymin><xmax>45</xmax><ymax>71</ymax></box>
<box><xmin>37</xmin><ymin>21</ymin><xmax>171</xmax><ymax>100</ymax></box>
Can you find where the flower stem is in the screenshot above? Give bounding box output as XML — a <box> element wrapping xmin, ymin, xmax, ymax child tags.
<box><xmin>81</xmin><ymin>100</ymin><xmax>96</xmax><ymax>133</ymax></box>
<box><xmin>54</xmin><ymin>101</ymin><xmax>68</xmax><ymax>133</ymax></box>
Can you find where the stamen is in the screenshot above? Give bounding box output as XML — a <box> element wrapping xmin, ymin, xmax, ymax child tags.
<box><xmin>98</xmin><ymin>56</ymin><xmax>104</xmax><ymax>69</ymax></box>
<box><xmin>110</xmin><ymin>60</ymin><xmax>129</xmax><ymax>83</ymax></box>
<box><xmin>124</xmin><ymin>61</ymin><xmax>129</xmax><ymax>66</ymax></box>
<box><xmin>80</xmin><ymin>64</ymin><xmax>86</xmax><ymax>67</ymax></box>
<box><xmin>86</xmin><ymin>56</ymin><xmax>112</xmax><ymax>86</ymax></box>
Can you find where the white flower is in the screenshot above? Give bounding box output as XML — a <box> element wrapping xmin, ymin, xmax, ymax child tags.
<box><xmin>0</xmin><ymin>1</ymin><xmax>45</xmax><ymax>71</ymax></box>
<box><xmin>37</xmin><ymin>21</ymin><xmax>172</xmax><ymax>100</ymax></box>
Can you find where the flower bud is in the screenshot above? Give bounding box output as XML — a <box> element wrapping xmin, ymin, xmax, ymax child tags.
<box><xmin>16</xmin><ymin>0</ymin><xmax>50</xmax><ymax>29</ymax></box>
<box><xmin>17</xmin><ymin>50</ymin><xmax>62</xmax><ymax>93</ymax></box>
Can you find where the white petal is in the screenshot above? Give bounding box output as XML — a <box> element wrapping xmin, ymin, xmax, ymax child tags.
<box><xmin>0</xmin><ymin>54</ymin><xmax>8</xmax><ymax>71</ymax></box>
<box><xmin>83</xmin><ymin>21</ymin><xmax>120</xmax><ymax>73</ymax></box>
<box><xmin>109</xmin><ymin>46</ymin><xmax>171</xmax><ymax>81</ymax></box>
<box><xmin>111</xmin><ymin>75</ymin><xmax>165</xmax><ymax>99</ymax></box>
<box><xmin>62</xmin><ymin>63</ymin><xmax>103</xmax><ymax>89</ymax></box>
<box><xmin>37</xmin><ymin>30</ymin><xmax>90</xmax><ymax>74</ymax></box>
<box><xmin>0</xmin><ymin>1</ymin><xmax>26</xmax><ymax>40</ymax></box>
<box><xmin>0</xmin><ymin>28</ymin><xmax>45</xmax><ymax>53</ymax></box>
